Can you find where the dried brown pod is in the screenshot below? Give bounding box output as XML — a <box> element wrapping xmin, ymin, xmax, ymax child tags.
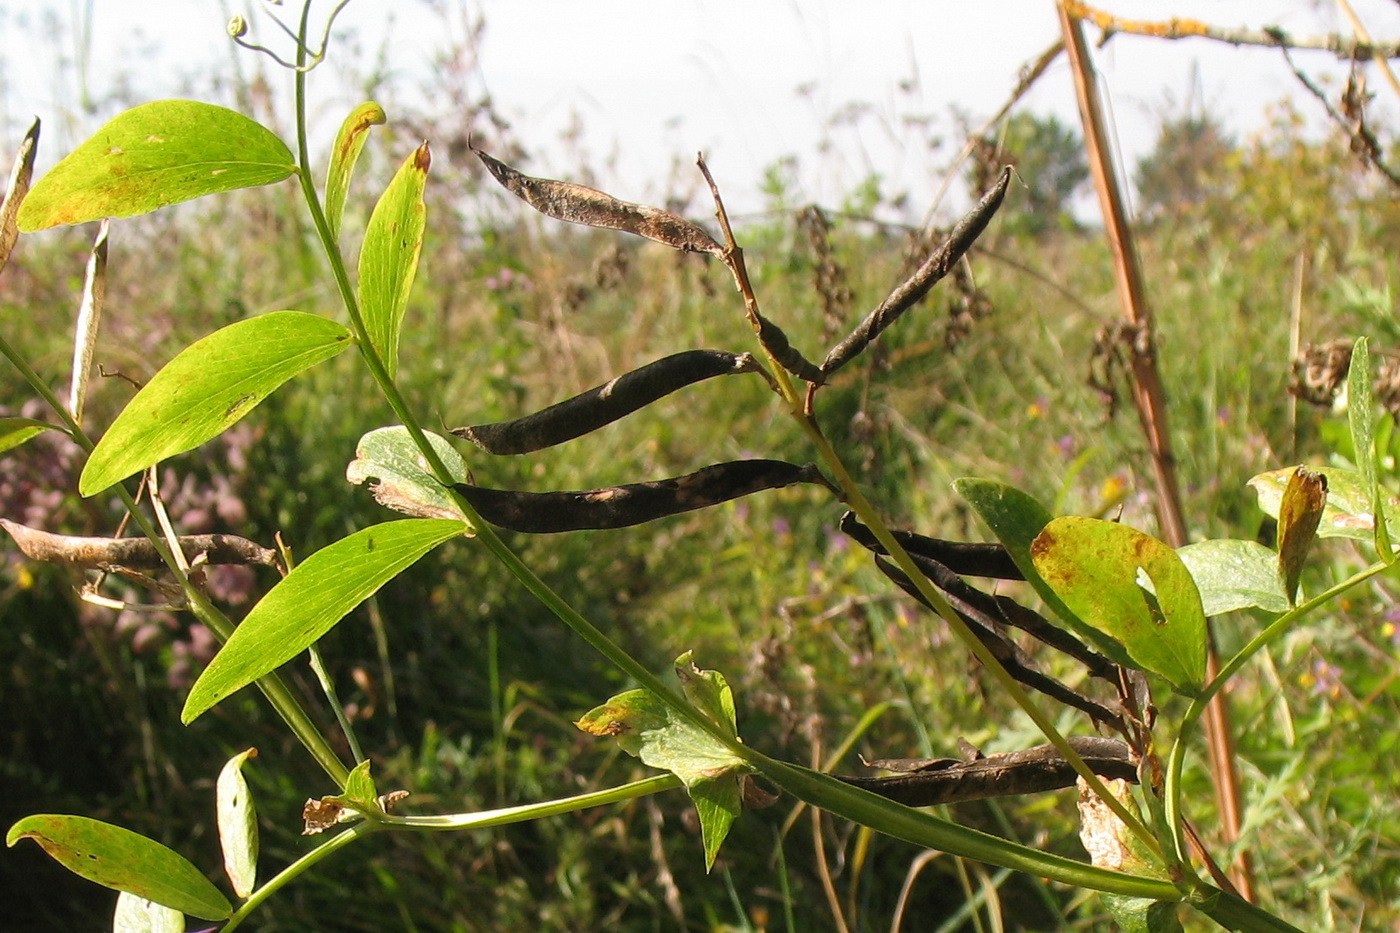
<box><xmin>822</xmin><ymin>167</ymin><xmax>1011</xmax><ymax>377</ymax></box>
<box><xmin>454</xmin><ymin>460</ymin><xmax>827</xmax><ymax>533</ymax></box>
<box><xmin>454</xmin><ymin>350</ymin><xmax>759</xmax><ymax>454</ymax></box>
<box><xmin>0</xmin><ymin>518</ymin><xmax>278</xmax><ymax>570</ymax></box>
<box><xmin>472</xmin><ymin>142</ymin><xmax>724</xmax><ymax>255</ymax></box>
<box><xmin>838</xmin><ymin>736</ymin><xmax>1136</xmax><ymax>807</ymax></box>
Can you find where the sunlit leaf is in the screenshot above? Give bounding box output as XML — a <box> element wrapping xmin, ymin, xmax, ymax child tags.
<box><xmin>1276</xmin><ymin>467</ymin><xmax>1327</xmax><ymax>605</ymax></box>
<box><xmin>1032</xmin><ymin>516</ymin><xmax>1206</xmax><ymax>694</ymax></box>
<box><xmin>1249</xmin><ymin>465</ymin><xmax>1399</xmax><ymax>542</ymax></box>
<box><xmin>19</xmin><ymin>100</ymin><xmax>294</xmax><ymax>230</ymax></box>
<box><xmin>358</xmin><ymin>142</ymin><xmax>428</xmax><ymax>378</ymax></box>
<box><xmin>113</xmin><ymin>891</ymin><xmax>184</xmax><ymax>933</ymax></box>
<box><xmin>1176</xmin><ymin>539</ymin><xmax>1290</xmax><ymax>616</ymax></box>
<box><xmin>182</xmin><ymin>519</ymin><xmax>466</xmax><ymax>723</ymax></box>
<box><xmin>577</xmin><ymin>656</ymin><xmax>748</xmax><ymax>871</ymax></box>
<box><xmin>1098</xmin><ymin>896</ymin><xmax>1184</xmax><ymax>933</ymax></box>
<box><xmin>324</xmin><ymin>102</ymin><xmax>386</xmax><ymax>241</ymax></box>
<box><xmin>7</xmin><ymin>814</ymin><xmax>231</xmax><ymax>920</ymax></box>
<box><xmin>79</xmin><ymin>312</ymin><xmax>353</xmax><ymax>496</ymax></box>
<box><xmin>346</xmin><ymin>425</ymin><xmax>470</xmax><ymax>521</ymax></box>
<box><xmin>341</xmin><ymin>759</ymin><xmax>379</xmax><ymax>809</ymax></box>
<box><xmin>1347</xmin><ymin>337</ymin><xmax>1393</xmax><ymax>559</ymax></box>
<box><xmin>0</xmin><ymin>417</ymin><xmax>56</xmax><ymax>454</ymax></box>
<box><xmin>215</xmin><ymin>748</ymin><xmax>258</xmax><ymax>899</ymax></box>
<box><xmin>0</xmin><ymin>117</ymin><xmax>39</xmax><ymax>274</ymax></box>
<box><xmin>953</xmin><ymin>478</ymin><xmax>1133</xmax><ymax>666</ymax></box>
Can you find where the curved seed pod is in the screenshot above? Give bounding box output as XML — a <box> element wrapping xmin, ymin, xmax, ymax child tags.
<box><xmin>822</xmin><ymin>166</ymin><xmax>1011</xmax><ymax>377</ymax></box>
<box><xmin>454</xmin><ymin>460</ymin><xmax>827</xmax><ymax>533</ymax></box>
<box><xmin>875</xmin><ymin>556</ymin><xmax>1124</xmax><ymax>729</ymax></box>
<box><xmin>454</xmin><ymin>350</ymin><xmax>759</xmax><ymax>454</ymax></box>
<box><xmin>838</xmin><ymin>737</ymin><xmax>1136</xmax><ymax>807</ymax></box>
<box><xmin>840</xmin><ymin>511</ymin><xmax>1022</xmax><ymax>579</ymax></box>
<box><xmin>472</xmin><ymin>142</ymin><xmax>724</xmax><ymax>255</ymax></box>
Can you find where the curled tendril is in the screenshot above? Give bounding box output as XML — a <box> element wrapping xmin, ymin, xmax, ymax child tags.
<box><xmin>229</xmin><ymin>0</ymin><xmax>352</xmax><ymax>73</ymax></box>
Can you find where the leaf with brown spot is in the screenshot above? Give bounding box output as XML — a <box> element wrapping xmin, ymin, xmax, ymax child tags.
<box><xmin>472</xmin><ymin>143</ymin><xmax>723</xmax><ymax>255</ymax></box>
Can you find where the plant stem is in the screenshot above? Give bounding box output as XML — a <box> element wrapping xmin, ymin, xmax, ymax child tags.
<box><xmin>220</xmin><ymin>820</ymin><xmax>376</xmax><ymax>933</ymax></box>
<box><xmin>378</xmin><ymin>773</ymin><xmax>680</xmax><ymax>829</ymax></box>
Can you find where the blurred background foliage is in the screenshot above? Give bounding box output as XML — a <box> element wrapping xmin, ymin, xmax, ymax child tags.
<box><xmin>3</xmin><ymin>9</ymin><xmax>1400</xmax><ymax>933</ymax></box>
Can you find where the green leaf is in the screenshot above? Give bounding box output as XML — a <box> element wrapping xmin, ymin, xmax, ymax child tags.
<box><xmin>358</xmin><ymin>142</ymin><xmax>429</xmax><ymax>379</ymax></box>
<box><xmin>1099</xmin><ymin>896</ymin><xmax>1184</xmax><ymax>933</ymax></box>
<box><xmin>182</xmin><ymin>519</ymin><xmax>466</xmax><ymax>723</ymax></box>
<box><xmin>1031</xmin><ymin>516</ymin><xmax>1207</xmax><ymax>694</ymax></box>
<box><xmin>674</xmin><ymin>650</ymin><xmax>737</xmax><ymax>735</ymax></box>
<box><xmin>953</xmin><ymin>478</ymin><xmax>1133</xmax><ymax>666</ymax></box>
<box><xmin>577</xmin><ymin>666</ymin><xmax>747</xmax><ymax>871</ymax></box>
<box><xmin>7</xmin><ymin>814</ymin><xmax>232</xmax><ymax>920</ymax></box>
<box><xmin>346</xmin><ymin>425</ymin><xmax>470</xmax><ymax>521</ymax></box>
<box><xmin>0</xmin><ymin>417</ymin><xmax>57</xmax><ymax>454</ymax></box>
<box><xmin>80</xmin><ymin>311</ymin><xmax>352</xmax><ymax>496</ymax></box>
<box><xmin>1347</xmin><ymin>337</ymin><xmax>1393</xmax><ymax>558</ymax></box>
<box><xmin>1249</xmin><ymin>465</ymin><xmax>1400</xmax><ymax>542</ymax></box>
<box><xmin>215</xmin><ymin>748</ymin><xmax>258</xmax><ymax>899</ymax></box>
<box><xmin>1276</xmin><ymin>467</ymin><xmax>1328</xmax><ymax>605</ymax></box>
<box><xmin>1176</xmin><ymin>539</ymin><xmax>1290</xmax><ymax>616</ymax></box>
<box><xmin>325</xmin><ymin>102</ymin><xmax>386</xmax><ymax>241</ymax></box>
<box><xmin>18</xmin><ymin>100</ymin><xmax>294</xmax><ymax>231</ymax></box>
<box><xmin>113</xmin><ymin>892</ymin><xmax>184</xmax><ymax>933</ymax></box>
<box><xmin>341</xmin><ymin>759</ymin><xmax>379</xmax><ymax>810</ymax></box>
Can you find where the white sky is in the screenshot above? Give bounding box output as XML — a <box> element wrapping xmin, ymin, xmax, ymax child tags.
<box><xmin>4</xmin><ymin>1</ymin><xmax>1400</xmax><ymax>220</ymax></box>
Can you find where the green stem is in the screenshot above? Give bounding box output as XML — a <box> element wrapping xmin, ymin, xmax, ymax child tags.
<box><xmin>1165</xmin><ymin>558</ymin><xmax>1389</xmax><ymax>870</ymax></box>
<box><xmin>377</xmin><ymin>773</ymin><xmax>680</xmax><ymax>829</ymax></box>
<box><xmin>220</xmin><ymin>820</ymin><xmax>376</xmax><ymax>933</ymax></box>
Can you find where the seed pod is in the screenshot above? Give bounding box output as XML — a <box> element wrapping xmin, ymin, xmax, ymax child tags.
<box><xmin>822</xmin><ymin>166</ymin><xmax>1011</xmax><ymax>377</ymax></box>
<box><xmin>454</xmin><ymin>460</ymin><xmax>826</xmax><ymax>533</ymax></box>
<box><xmin>454</xmin><ymin>350</ymin><xmax>759</xmax><ymax>454</ymax></box>
<box><xmin>839</xmin><ymin>511</ymin><xmax>1022</xmax><ymax>579</ymax></box>
<box><xmin>0</xmin><ymin>518</ymin><xmax>278</xmax><ymax>569</ymax></box>
<box><xmin>472</xmin><ymin>143</ymin><xmax>724</xmax><ymax>255</ymax></box>
<box><xmin>875</xmin><ymin>555</ymin><xmax>1123</xmax><ymax>729</ymax></box>
<box><xmin>838</xmin><ymin>737</ymin><xmax>1137</xmax><ymax>807</ymax></box>
<box><xmin>755</xmin><ymin>314</ymin><xmax>825</xmax><ymax>385</ymax></box>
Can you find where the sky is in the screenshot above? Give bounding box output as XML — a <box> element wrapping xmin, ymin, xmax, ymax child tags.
<box><xmin>3</xmin><ymin>1</ymin><xmax>1400</xmax><ymax>221</ymax></box>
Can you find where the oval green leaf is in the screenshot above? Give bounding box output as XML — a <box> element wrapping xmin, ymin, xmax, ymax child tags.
<box><xmin>325</xmin><ymin>102</ymin><xmax>386</xmax><ymax>241</ymax></box>
<box><xmin>114</xmin><ymin>892</ymin><xmax>184</xmax><ymax>933</ymax></box>
<box><xmin>359</xmin><ymin>142</ymin><xmax>429</xmax><ymax>379</ymax></box>
<box><xmin>7</xmin><ymin>814</ymin><xmax>232</xmax><ymax>920</ymax></box>
<box><xmin>1347</xmin><ymin>337</ymin><xmax>1393</xmax><ymax>557</ymax></box>
<box><xmin>953</xmin><ymin>478</ymin><xmax>1133</xmax><ymax>667</ymax></box>
<box><xmin>1176</xmin><ymin>539</ymin><xmax>1290</xmax><ymax>616</ymax></box>
<box><xmin>18</xmin><ymin>100</ymin><xmax>295</xmax><ymax>231</ymax></box>
<box><xmin>346</xmin><ymin>426</ymin><xmax>470</xmax><ymax>521</ymax></box>
<box><xmin>79</xmin><ymin>312</ymin><xmax>353</xmax><ymax>496</ymax></box>
<box><xmin>182</xmin><ymin>518</ymin><xmax>466</xmax><ymax>723</ymax></box>
<box><xmin>215</xmin><ymin>748</ymin><xmax>259</xmax><ymax>899</ymax></box>
<box><xmin>1031</xmin><ymin>516</ymin><xmax>1207</xmax><ymax>694</ymax></box>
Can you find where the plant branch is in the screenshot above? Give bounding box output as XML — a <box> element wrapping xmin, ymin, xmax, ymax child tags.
<box><xmin>1063</xmin><ymin>0</ymin><xmax>1400</xmax><ymax>59</ymax></box>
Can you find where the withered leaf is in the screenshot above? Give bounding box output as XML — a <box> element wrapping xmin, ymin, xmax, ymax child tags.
<box><xmin>1277</xmin><ymin>466</ymin><xmax>1328</xmax><ymax>604</ymax></box>
<box><xmin>301</xmin><ymin>798</ymin><xmax>345</xmax><ymax>835</ymax></box>
<box><xmin>455</xmin><ymin>350</ymin><xmax>757</xmax><ymax>454</ymax></box>
<box><xmin>454</xmin><ymin>460</ymin><xmax>826</xmax><ymax>533</ymax></box>
<box><xmin>472</xmin><ymin>143</ymin><xmax>724</xmax><ymax>255</ymax></box>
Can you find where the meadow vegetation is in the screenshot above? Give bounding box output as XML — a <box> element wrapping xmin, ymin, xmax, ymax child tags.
<box><xmin>3</xmin><ymin>8</ymin><xmax>1400</xmax><ymax>933</ymax></box>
